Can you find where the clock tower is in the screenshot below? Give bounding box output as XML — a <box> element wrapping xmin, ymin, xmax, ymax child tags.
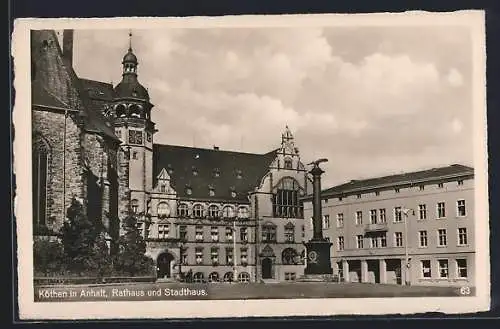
<box><xmin>109</xmin><ymin>32</ymin><xmax>155</xmax><ymax>220</ymax></box>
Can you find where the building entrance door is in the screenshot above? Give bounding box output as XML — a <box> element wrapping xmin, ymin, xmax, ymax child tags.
<box><xmin>262</xmin><ymin>258</ymin><xmax>273</xmax><ymax>279</ymax></box>
<box><xmin>157</xmin><ymin>252</ymin><xmax>174</xmax><ymax>279</ymax></box>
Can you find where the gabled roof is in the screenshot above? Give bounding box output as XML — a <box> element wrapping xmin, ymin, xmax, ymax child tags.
<box><xmin>316</xmin><ymin>164</ymin><xmax>474</xmax><ymax>198</ymax></box>
<box><xmin>153</xmin><ymin>144</ymin><xmax>277</xmax><ymax>202</ymax></box>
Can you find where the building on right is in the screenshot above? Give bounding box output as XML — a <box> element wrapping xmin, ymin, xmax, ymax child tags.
<box><xmin>302</xmin><ymin>164</ymin><xmax>475</xmax><ymax>287</ymax></box>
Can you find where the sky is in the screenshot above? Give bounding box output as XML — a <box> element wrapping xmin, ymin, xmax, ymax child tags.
<box><xmin>70</xmin><ymin>25</ymin><xmax>474</xmax><ymax>187</ymax></box>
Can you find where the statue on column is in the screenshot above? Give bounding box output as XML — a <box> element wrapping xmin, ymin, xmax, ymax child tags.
<box><xmin>303</xmin><ymin>158</ymin><xmax>333</xmax><ymax>277</ymax></box>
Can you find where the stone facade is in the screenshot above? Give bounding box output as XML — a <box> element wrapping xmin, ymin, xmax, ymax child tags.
<box><xmin>32</xmin><ymin>29</ymin><xmax>312</xmax><ymax>282</ymax></box>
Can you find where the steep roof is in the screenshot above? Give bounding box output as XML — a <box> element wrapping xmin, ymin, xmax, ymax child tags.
<box><xmin>317</xmin><ymin>164</ymin><xmax>474</xmax><ymax>198</ymax></box>
<box><xmin>153</xmin><ymin>144</ymin><xmax>277</xmax><ymax>202</ymax></box>
<box><xmin>30</xmin><ymin>30</ymin><xmax>119</xmax><ymax>143</ymax></box>
<box><xmin>79</xmin><ymin>78</ymin><xmax>115</xmax><ymax>103</ymax></box>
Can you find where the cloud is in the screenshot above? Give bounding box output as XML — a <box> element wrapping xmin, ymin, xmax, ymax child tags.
<box><xmin>447</xmin><ymin>68</ymin><xmax>464</xmax><ymax>87</ymax></box>
<box><xmin>72</xmin><ymin>26</ymin><xmax>474</xmax><ymax>187</ymax></box>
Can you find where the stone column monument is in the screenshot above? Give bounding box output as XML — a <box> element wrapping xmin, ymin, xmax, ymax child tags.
<box><xmin>303</xmin><ymin>158</ymin><xmax>333</xmax><ymax>278</ymax></box>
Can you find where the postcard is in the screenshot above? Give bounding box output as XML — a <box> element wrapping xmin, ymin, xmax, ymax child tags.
<box><xmin>12</xmin><ymin>11</ymin><xmax>489</xmax><ymax>319</ymax></box>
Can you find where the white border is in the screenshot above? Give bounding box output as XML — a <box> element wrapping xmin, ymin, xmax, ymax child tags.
<box><xmin>13</xmin><ymin>11</ymin><xmax>489</xmax><ymax>319</ymax></box>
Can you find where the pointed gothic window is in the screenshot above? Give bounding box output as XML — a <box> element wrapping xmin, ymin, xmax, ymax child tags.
<box><xmin>33</xmin><ymin>134</ymin><xmax>51</xmax><ymax>231</ymax></box>
<box><xmin>284</xmin><ymin>158</ymin><xmax>293</xmax><ymax>169</ymax></box>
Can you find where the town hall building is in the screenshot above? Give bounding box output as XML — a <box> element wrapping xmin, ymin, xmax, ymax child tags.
<box><xmin>31</xmin><ymin>29</ymin><xmax>311</xmax><ymax>283</ymax></box>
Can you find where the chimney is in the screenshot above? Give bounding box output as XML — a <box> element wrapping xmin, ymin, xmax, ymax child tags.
<box><xmin>62</xmin><ymin>30</ymin><xmax>74</xmax><ymax>66</ymax></box>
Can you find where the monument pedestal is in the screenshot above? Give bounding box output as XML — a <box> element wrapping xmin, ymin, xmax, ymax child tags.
<box><xmin>303</xmin><ymin>239</ymin><xmax>333</xmax><ymax>275</ymax></box>
<box><xmin>298</xmin><ymin>239</ymin><xmax>334</xmax><ymax>282</ymax></box>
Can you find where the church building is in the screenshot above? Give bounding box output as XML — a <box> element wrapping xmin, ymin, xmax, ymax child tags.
<box><xmin>31</xmin><ymin>29</ymin><xmax>312</xmax><ymax>283</ymax></box>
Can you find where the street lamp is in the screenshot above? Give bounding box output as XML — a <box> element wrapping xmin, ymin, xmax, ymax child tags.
<box><xmin>402</xmin><ymin>208</ymin><xmax>414</xmax><ymax>286</ymax></box>
<box><xmin>232</xmin><ymin>217</ymin><xmax>237</xmax><ymax>283</ymax></box>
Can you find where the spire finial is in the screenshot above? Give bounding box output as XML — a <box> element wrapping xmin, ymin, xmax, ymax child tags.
<box><xmin>128</xmin><ymin>30</ymin><xmax>133</xmax><ymax>51</ymax></box>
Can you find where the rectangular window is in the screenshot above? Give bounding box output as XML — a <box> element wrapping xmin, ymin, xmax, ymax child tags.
<box><xmin>337</xmin><ymin>236</ymin><xmax>344</xmax><ymax>251</ymax></box>
<box><xmin>301</xmin><ymin>225</ymin><xmax>305</xmax><ymax>239</ymax></box>
<box><xmin>438</xmin><ymin>229</ymin><xmax>447</xmax><ymax>246</ymax></box>
<box><xmin>262</xmin><ymin>226</ymin><xmax>277</xmax><ymax>242</ymax></box>
<box><xmin>437</xmin><ymin>202</ymin><xmax>446</xmax><ymax>218</ymax></box>
<box><xmin>240</xmin><ymin>227</ymin><xmax>248</xmax><ymax>242</ymax></box>
<box><xmin>225</xmin><ymin>248</ymin><xmax>233</xmax><ymax>264</ymax></box>
<box><xmin>284</xmin><ymin>272</ymin><xmax>297</xmax><ymax>281</ymax></box>
<box><xmin>128</xmin><ymin>129</ymin><xmax>143</xmax><ymax>145</ymax></box>
<box><xmin>394</xmin><ymin>232</ymin><xmax>403</xmax><ymax>247</ymax></box>
<box><xmin>195</xmin><ymin>248</ymin><xmax>203</xmax><ymax>264</ymax></box>
<box><xmin>419</xmin><ymin>230</ymin><xmax>428</xmax><ymax>247</ymax></box>
<box><xmin>438</xmin><ymin>259</ymin><xmax>449</xmax><ymax>278</ymax></box>
<box><xmin>240</xmin><ymin>248</ymin><xmax>248</xmax><ymax>264</ymax></box>
<box><xmin>323</xmin><ymin>214</ymin><xmax>331</xmax><ymax>229</ymax></box>
<box><xmin>380</xmin><ymin>234</ymin><xmax>387</xmax><ymax>247</ymax></box>
<box><xmin>211</xmin><ymin>247</ymin><xmax>219</xmax><ymax>263</ymax></box>
<box><xmin>336</xmin><ymin>213</ymin><xmax>343</xmax><ymax>228</ymax></box>
<box><xmin>458</xmin><ymin>228</ymin><xmax>468</xmax><ymax>246</ymax></box>
<box><xmin>369</xmin><ymin>236</ymin><xmax>378</xmax><ymax>248</ymax></box>
<box><xmin>418</xmin><ymin>204</ymin><xmax>427</xmax><ymax>220</ymax></box>
<box><xmin>356</xmin><ymin>194</ymin><xmax>361</xmax><ymax>199</ymax></box>
<box><xmin>379</xmin><ymin>208</ymin><xmax>386</xmax><ymax>223</ymax></box>
<box><xmin>355</xmin><ymin>211</ymin><xmax>363</xmax><ymax>225</ymax></box>
<box><xmin>356</xmin><ymin>235</ymin><xmax>364</xmax><ymax>249</ymax></box>
<box><xmin>438</xmin><ymin>183</ymin><xmax>444</xmax><ymax>188</ymax></box>
<box><xmin>211</xmin><ymin>226</ymin><xmax>219</xmax><ymax>242</ymax></box>
<box><xmin>458</xmin><ymin>180</ymin><xmax>464</xmax><ymax>186</ymax></box>
<box><xmin>179</xmin><ymin>225</ymin><xmax>187</xmax><ymax>241</ymax></box>
<box><xmin>181</xmin><ymin>248</ymin><xmax>188</xmax><ymax>265</ymax></box>
<box><xmin>370</xmin><ymin>209</ymin><xmax>377</xmax><ymax>224</ymax></box>
<box><xmin>456</xmin><ymin>259</ymin><xmax>468</xmax><ymax>278</ymax></box>
<box><xmin>158</xmin><ymin>224</ymin><xmax>169</xmax><ymax>239</ymax></box>
<box><xmin>225</xmin><ymin>227</ymin><xmax>233</xmax><ymax>241</ymax></box>
<box><xmin>457</xmin><ymin>200</ymin><xmax>466</xmax><ymax>217</ymax></box>
<box><xmin>421</xmin><ymin>260</ymin><xmax>431</xmax><ymax>278</ymax></box>
<box><xmin>394</xmin><ymin>207</ymin><xmax>402</xmax><ymax>222</ymax></box>
<box><xmin>195</xmin><ymin>226</ymin><xmax>204</xmax><ymax>242</ymax></box>
<box><xmin>284</xmin><ymin>225</ymin><xmax>295</xmax><ymax>242</ymax></box>
<box><xmin>395</xmin><ymin>188</ymin><xmax>400</xmax><ymax>193</ymax></box>
<box><xmin>419</xmin><ymin>185</ymin><xmax>425</xmax><ymax>191</ymax></box>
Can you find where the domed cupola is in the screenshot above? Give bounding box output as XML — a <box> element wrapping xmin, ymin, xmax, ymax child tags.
<box><xmin>113</xmin><ymin>32</ymin><xmax>150</xmax><ymax>102</ymax></box>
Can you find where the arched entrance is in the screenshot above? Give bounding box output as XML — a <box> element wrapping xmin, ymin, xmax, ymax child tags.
<box><xmin>262</xmin><ymin>258</ymin><xmax>273</xmax><ymax>279</ymax></box>
<box><xmin>157</xmin><ymin>252</ymin><xmax>175</xmax><ymax>279</ymax></box>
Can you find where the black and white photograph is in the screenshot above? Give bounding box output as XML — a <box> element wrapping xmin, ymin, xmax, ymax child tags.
<box><xmin>13</xmin><ymin>12</ymin><xmax>489</xmax><ymax>319</ymax></box>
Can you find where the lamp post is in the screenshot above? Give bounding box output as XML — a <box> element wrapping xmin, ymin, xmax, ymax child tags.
<box><xmin>402</xmin><ymin>208</ymin><xmax>413</xmax><ymax>286</ymax></box>
<box><xmin>233</xmin><ymin>217</ymin><xmax>237</xmax><ymax>283</ymax></box>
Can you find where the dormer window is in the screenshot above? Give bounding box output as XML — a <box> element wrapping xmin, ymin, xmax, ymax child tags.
<box><xmin>186</xmin><ymin>186</ymin><xmax>192</xmax><ymax>195</ymax></box>
<box><xmin>213</xmin><ymin>168</ymin><xmax>221</xmax><ymax>178</ymax></box>
<box><xmin>209</xmin><ymin>186</ymin><xmax>215</xmax><ymax>197</ymax></box>
<box><xmin>160</xmin><ymin>185</ymin><xmax>166</xmax><ymax>193</ymax></box>
<box><xmin>167</xmin><ymin>164</ymin><xmax>173</xmax><ymax>175</ymax></box>
<box><xmin>231</xmin><ymin>191</ymin><xmax>237</xmax><ymax>198</ymax></box>
<box><xmin>192</xmin><ymin>166</ymin><xmax>198</xmax><ymax>176</ymax></box>
<box><xmin>236</xmin><ymin>170</ymin><xmax>243</xmax><ymax>179</ymax></box>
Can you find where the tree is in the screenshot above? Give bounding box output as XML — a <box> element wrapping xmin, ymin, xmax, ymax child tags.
<box><xmin>60</xmin><ymin>198</ymin><xmax>111</xmax><ymax>276</ymax></box>
<box><xmin>113</xmin><ymin>214</ymin><xmax>153</xmax><ymax>276</ymax></box>
<box><xmin>33</xmin><ymin>238</ymin><xmax>65</xmax><ymax>276</ymax></box>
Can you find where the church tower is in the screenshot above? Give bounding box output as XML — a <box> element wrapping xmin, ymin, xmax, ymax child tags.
<box><xmin>111</xmin><ymin>32</ymin><xmax>155</xmax><ymax>220</ymax></box>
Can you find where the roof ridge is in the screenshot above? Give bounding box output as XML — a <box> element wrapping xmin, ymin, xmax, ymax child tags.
<box><xmin>322</xmin><ymin>164</ymin><xmax>474</xmax><ymax>194</ymax></box>
<box><xmin>154</xmin><ymin>143</ymin><xmax>275</xmax><ymax>157</ymax></box>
